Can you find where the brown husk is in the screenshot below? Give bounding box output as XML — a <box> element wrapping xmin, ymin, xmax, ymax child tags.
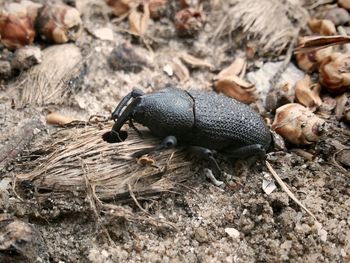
<box><xmin>15</xmin><ymin>123</ymin><xmax>192</xmax><ymax>203</ymax></box>
<box><xmin>11</xmin><ymin>44</ymin><xmax>84</xmax><ymax>106</ymax></box>
<box><xmin>212</xmin><ymin>0</ymin><xmax>308</xmax><ymax>55</ymax></box>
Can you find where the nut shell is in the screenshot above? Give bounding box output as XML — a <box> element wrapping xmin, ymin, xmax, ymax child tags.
<box><xmin>0</xmin><ymin>1</ymin><xmax>41</xmax><ymax>49</ymax></box>
<box><xmin>36</xmin><ymin>3</ymin><xmax>82</xmax><ymax>43</ymax></box>
<box><xmin>174</xmin><ymin>8</ymin><xmax>203</xmax><ymax>37</ymax></box>
<box><xmin>296</xmin><ymin>46</ymin><xmax>332</xmax><ymax>73</ymax></box>
<box><xmin>272</xmin><ymin>103</ymin><xmax>325</xmax><ymax>145</ymax></box>
<box><xmin>319</xmin><ymin>52</ymin><xmax>350</xmax><ymax>94</ymax></box>
<box><xmin>295</xmin><ymin>75</ymin><xmax>322</xmax><ymax>109</ymax></box>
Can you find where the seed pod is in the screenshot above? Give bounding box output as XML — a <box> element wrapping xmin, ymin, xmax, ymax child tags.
<box><xmin>36</xmin><ymin>3</ymin><xmax>82</xmax><ymax>43</ymax></box>
<box><xmin>319</xmin><ymin>52</ymin><xmax>350</xmax><ymax>94</ymax></box>
<box><xmin>338</xmin><ymin>0</ymin><xmax>350</xmax><ymax>10</ymax></box>
<box><xmin>0</xmin><ymin>1</ymin><xmax>42</xmax><ymax>49</ymax></box>
<box><xmin>272</xmin><ymin>103</ymin><xmax>325</xmax><ymax>145</ymax></box>
<box><xmin>106</xmin><ymin>0</ymin><xmax>134</xmax><ymax>17</ymax></box>
<box><xmin>295</xmin><ymin>46</ymin><xmax>332</xmax><ymax>72</ymax></box>
<box><xmin>295</xmin><ymin>75</ymin><xmax>322</xmax><ymax>109</ymax></box>
<box><xmin>174</xmin><ymin>8</ymin><xmax>203</xmax><ymax>37</ymax></box>
<box><xmin>307</xmin><ymin>19</ymin><xmax>336</xmax><ymax>35</ymax></box>
<box><xmin>149</xmin><ymin>0</ymin><xmax>168</xmax><ymax>19</ymax></box>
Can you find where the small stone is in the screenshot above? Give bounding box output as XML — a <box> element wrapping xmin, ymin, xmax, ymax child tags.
<box><xmin>336</xmin><ymin>149</ymin><xmax>350</xmax><ymax>168</ymax></box>
<box><xmin>225</xmin><ymin>227</ymin><xmax>240</xmax><ymax>239</ymax></box>
<box><xmin>11</xmin><ymin>46</ymin><xmax>42</xmax><ymax>71</ymax></box>
<box><xmin>324</xmin><ymin>8</ymin><xmax>350</xmax><ymax>26</ymax></box>
<box><xmin>92</xmin><ymin>27</ymin><xmax>114</xmax><ymax>41</ymax></box>
<box><xmin>163</xmin><ymin>64</ymin><xmax>173</xmax><ymax>76</ymax></box>
<box><xmin>0</xmin><ymin>60</ymin><xmax>12</xmax><ymax>79</ymax></box>
<box><xmin>194</xmin><ymin>227</ymin><xmax>208</xmax><ymax>243</ymax></box>
<box><xmin>108</xmin><ymin>42</ymin><xmax>149</xmax><ymax>73</ymax></box>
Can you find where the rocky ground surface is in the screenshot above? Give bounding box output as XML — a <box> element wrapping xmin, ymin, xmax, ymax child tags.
<box><xmin>0</xmin><ymin>0</ymin><xmax>349</xmax><ymax>262</ymax></box>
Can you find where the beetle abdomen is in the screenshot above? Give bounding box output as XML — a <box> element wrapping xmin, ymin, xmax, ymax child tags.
<box><xmin>188</xmin><ymin>90</ymin><xmax>271</xmax><ymax>151</ymax></box>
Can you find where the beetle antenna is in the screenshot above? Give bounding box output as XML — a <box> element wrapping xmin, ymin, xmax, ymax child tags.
<box><xmin>111</xmin><ymin>97</ymin><xmax>141</xmax><ymax>134</ymax></box>
<box><xmin>111</xmin><ymin>88</ymin><xmax>144</xmax><ymax>121</ymax></box>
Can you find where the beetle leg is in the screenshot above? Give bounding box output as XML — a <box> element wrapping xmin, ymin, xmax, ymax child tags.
<box><xmin>223</xmin><ymin>144</ymin><xmax>266</xmax><ymax>159</ymax></box>
<box><xmin>111</xmin><ymin>88</ymin><xmax>144</xmax><ymax>120</ymax></box>
<box><xmin>132</xmin><ymin>136</ymin><xmax>178</xmax><ymax>158</ymax></box>
<box><xmin>189</xmin><ymin>146</ymin><xmax>222</xmax><ymax>178</ymax></box>
<box><xmin>128</xmin><ymin>119</ymin><xmax>143</xmax><ymax>138</ymax></box>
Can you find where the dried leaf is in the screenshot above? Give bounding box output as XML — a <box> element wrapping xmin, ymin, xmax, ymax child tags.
<box><xmin>295</xmin><ymin>75</ymin><xmax>322</xmax><ymax>109</ymax></box>
<box><xmin>215</xmin><ymin>58</ymin><xmax>246</xmax><ymax>79</ymax></box>
<box><xmin>137</xmin><ymin>156</ymin><xmax>156</xmax><ymax>166</ymax></box>
<box><xmin>172</xmin><ymin>58</ymin><xmax>189</xmax><ymax>82</ymax></box>
<box><xmin>46</xmin><ymin>112</ymin><xmax>75</xmax><ymax>125</ymax></box>
<box><xmin>335</xmin><ymin>92</ymin><xmax>350</xmax><ymax>119</ymax></box>
<box><xmin>215</xmin><ymin>75</ymin><xmax>256</xmax><ymax>104</ymax></box>
<box><xmin>128</xmin><ymin>3</ymin><xmax>150</xmax><ymax>36</ymax></box>
<box><xmin>295</xmin><ymin>35</ymin><xmax>350</xmax><ymax>53</ymax></box>
<box><xmin>180</xmin><ymin>53</ymin><xmax>214</xmax><ymax>69</ymax></box>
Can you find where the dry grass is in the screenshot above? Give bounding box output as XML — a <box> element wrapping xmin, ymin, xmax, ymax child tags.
<box><xmin>16</xmin><ymin>123</ymin><xmax>192</xmax><ymax>204</ymax></box>
<box><xmin>212</xmin><ymin>0</ymin><xmax>309</xmax><ymax>55</ymax></box>
<box><xmin>16</xmin><ymin>44</ymin><xmax>84</xmax><ymax>106</ymax></box>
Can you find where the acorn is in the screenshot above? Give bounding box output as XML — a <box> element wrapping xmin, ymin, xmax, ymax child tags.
<box><xmin>0</xmin><ymin>1</ymin><xmax>42</xmax><ymax>49</ymax></box>
<box><xmin>319</xmin><ymin>52</ymin><xmax>350</xmax><ymax>94</ymax></box>
<box><xmin>307</xmin><ymin>18</ymin><xmax>336</xmax><ymax>36</ymax></box>
<box><xmin>272</xmin><ymin>103</ymin><xmax>325</xmax><ymax>145</ymax></box>
<box><xmin>35</xmin><ymin>3</ymin><xmax>82</xmax><ymax>43</ymax></box>
<box><xmin>295</xmin><ymin>75</ymin><xmax>322</xmax><ymax>109</ymax></box>
<box><xmin>174</xmin><ymin>8</ymin><xmax>203</xmax><ymax>37</ymax></box>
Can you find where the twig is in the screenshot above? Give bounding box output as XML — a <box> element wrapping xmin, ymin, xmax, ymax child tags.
<box><xmin>269</xmin><ymin>29</ymin><xmax>299</xmax><ymax>89</ymax></box>
<box><xmin>265</xmin><ymin>161</ymin><xmax>318</xmax><ymax>221</ymax></box>
<box><xmin>128</xmin><ymin>184</ymin><xmax>150</xmax><ymax>215</ymax></box>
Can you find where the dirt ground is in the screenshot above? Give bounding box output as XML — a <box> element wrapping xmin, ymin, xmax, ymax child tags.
<box><xmin>1</xmin><ymin>0</ymin><xmax>350</xmax><ymax>262</ymax></box>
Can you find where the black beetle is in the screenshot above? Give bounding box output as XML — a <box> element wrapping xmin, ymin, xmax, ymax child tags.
<box><xmin>108</xmin><ymin>87</ymin><xmax>271</xmax><ymax>176</ymax></box>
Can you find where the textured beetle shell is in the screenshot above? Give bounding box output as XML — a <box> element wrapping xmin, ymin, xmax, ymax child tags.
<box><xmin>133</xmin><ymin>87</ymin><xmax>271</xmax><ymax>151</ymax></box>
<box><xmin>189</xmin><ymin>90</ymin><xmax>271</xmax><ymax>151</ymax></box>
<box><xmin>133</xmin><ymin>88</ymin><xmax>194</xmax><ymax>137</ymax></box>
